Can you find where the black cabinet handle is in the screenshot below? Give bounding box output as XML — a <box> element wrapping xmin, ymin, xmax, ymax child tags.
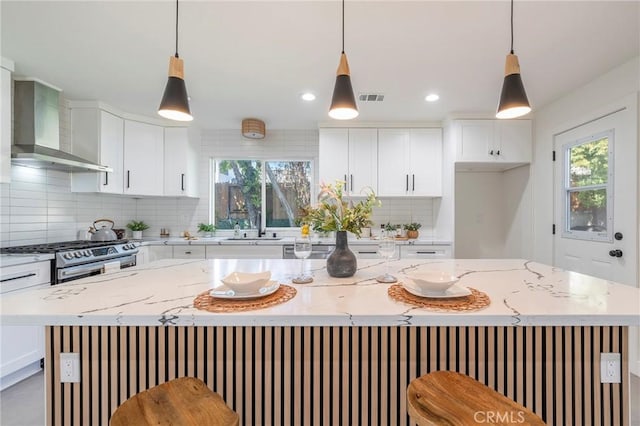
<box><xmin>496</xmin><ymin>150</ymin><xmax>501</xmax><ymax>156</ymax></box>
<box><xmin>350</xmin><ymin>174</ymin><xmax>353</xmax><ymax>191</ymax></box>
<box><xmin>0</xmin><ymin>272</ymin><xmax>37</xmax><ymax>283</ymax></box>
<box><xmin>103</xmin><ymin>172</ymin><xmax>108</xmax><ymax>186</ymax></box>
<box><xmin>181</xmin><ymin>173</ymin><xmax>185</xmax><ymax>191</ymax></box>
<box><xmin>126</xmin><ymin>170</ymin><xmax>130</xmax><ymax>188</ymax></box>
<box><xmin>344</xmin><ymin>174</ymin><xmax>347</xmax><ymax>191</ymax></box>
<box><xmin>609</xmin><ymin>249</ymin><xmax>623</xmax><ymax>258</ymax></box>
<box><xmin>416</xmin><ymin>251</ymin><xmax>437</xmax><ymax>255</ymax></box>
<box><xmin>406</xmin><ymin>175</ymin><xmax>409</xmax><ymax>191</ymax></box>
<box><xmin>357</xmin><ymin>251</ymin><xmax>377</xmax><ymax>254</ymax></box>
<box><xmin>184</xmin><ymin>251</ymin><xmax>192</xmax><ymax>255</ymax></box>
<box><xmin>489</xmin><ymin>150</ymin><xmax>494</xmax><ymax>155</ymax></box>
<box><xmin>412</xmin><ymin>174</ymin><xmax>415</xmax><ymax>191</ymax></box>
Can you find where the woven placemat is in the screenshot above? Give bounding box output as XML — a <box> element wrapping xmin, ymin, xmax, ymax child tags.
<box><xmin>194</xmin><ymin>285</ymin><xmax>297</xmax><ymax>313</ymax></box>
<box><xmin>388</xmin><ymin>284</ymin><xmax>490</xmax><ymax>312</ymax></box>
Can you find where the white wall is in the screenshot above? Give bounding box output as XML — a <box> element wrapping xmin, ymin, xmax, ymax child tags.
<box><xmin>532</xmin><ymin>56</ymin><xmax>640</xmax><ymax>264</ymax></box>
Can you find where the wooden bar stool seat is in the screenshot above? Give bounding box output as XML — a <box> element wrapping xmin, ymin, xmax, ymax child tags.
<box><xmin>110</xmin><ymin>377</ymin><xmax>239</xmax><ymax>426</ymax></box>
<box><xmin>407</xmin><ymin>371</ymin><xmax>545</xmax><ymax>425</ymax></box>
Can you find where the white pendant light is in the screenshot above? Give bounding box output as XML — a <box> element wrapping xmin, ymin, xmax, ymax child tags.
<box><xmin>158</xmin><ymin>0</ymin><xmax>193</xmax><ymax>122</ymax></box>
<box><xmin>329</xmin><ymin>0</ymin><xmax>358</xmax><ymax>120</ymax></box>
<box><xmin>496</xmin><ymin>0</ymin><xmax>531</xmax><ymax>119</ymax></box>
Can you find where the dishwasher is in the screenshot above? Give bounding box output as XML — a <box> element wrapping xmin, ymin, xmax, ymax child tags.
<box><xmin>282</xmin><ymin>244</ymin><xmax>334</xmax><ymax>259</ymax></box>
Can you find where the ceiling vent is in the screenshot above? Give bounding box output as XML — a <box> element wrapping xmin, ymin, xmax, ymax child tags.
<box><xmin>241</xmin><ymin>118</ymin><xmax>266</xmax><ymax>139</ymax></box>
<box><xmin>358</xmin><ymin>93</ymin><xmax>385</xmax><ymax>102</ymax></box>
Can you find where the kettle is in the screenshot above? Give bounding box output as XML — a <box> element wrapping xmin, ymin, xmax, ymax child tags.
<box><xmin>77</xmin><ymin>228</ymin><xmax>93</xmax><ymax>241</ymax></box>
<box><xmin>91</xmin><ymin>219</ymin><xmax>118</xmax><ymax>242</ymax></box>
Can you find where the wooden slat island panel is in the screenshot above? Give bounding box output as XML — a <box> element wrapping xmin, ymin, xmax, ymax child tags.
<box><xmin>45</xmin><ymin>325</ymin><xmax>629</xmax><ymax>426</ymax></box>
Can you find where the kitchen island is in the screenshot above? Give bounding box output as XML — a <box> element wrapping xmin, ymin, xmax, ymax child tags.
<box><xmin>1</xmin><ymin>258</ymin><xmax>638</xmax><ymax>425</ymax></box>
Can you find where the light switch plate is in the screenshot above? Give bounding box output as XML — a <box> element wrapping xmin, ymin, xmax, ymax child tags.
<box><xmin>600</xmin><ymin>352</ymin><xmax>621</xmax><ymax>383</ymax></box>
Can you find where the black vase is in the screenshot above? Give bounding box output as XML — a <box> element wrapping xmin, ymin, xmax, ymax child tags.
<box><xmin>327</xmin><ymin>231</ymin><xmax>357</xmax><ymax>278</ymax></box>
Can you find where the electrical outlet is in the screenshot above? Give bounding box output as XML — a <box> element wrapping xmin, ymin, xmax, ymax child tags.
<box><xmin>60</xmin><ymin>352</ymin><xmax>80</xmax><ymax>383</ymax></box>
<box><xmin>600</xmin><ymin>352</ymin><xmax>621</xmax><ymax>383</ymax></box>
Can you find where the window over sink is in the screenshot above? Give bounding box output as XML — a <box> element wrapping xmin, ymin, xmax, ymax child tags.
<box><xmin>212</xmin><ymin>159</ymin><xmax>312</xmax><ymax>230</ymax></box>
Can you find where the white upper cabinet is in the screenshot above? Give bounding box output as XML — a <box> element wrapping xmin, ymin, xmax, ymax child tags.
<box><xmin>454</xmin><ymin>119</ymin><xmax>531</xmax><ymax>168</ymax></box>
<box><xmin>164</xmin><ymin>127</ymin><xmax>199</xmax><ymax>197</ymax></box>
<box><xmin>378</xmin><ymin>128</ymin><xmax>442</xmax><ymax>197</ymax></box>
<box><xmin>123</xmin><ymin>120</ymin><xmax>164</xmax><ymax>196</ymax></box>
<box><xmin>1</xmin><ymin>58</ymin><xmax>14</xmax><ymax>183</ymax></box>
<box><xmin>71</xmin><ymin>109</ymin><xmax>124</xmax><ymax>193</ymax></box>
<box><xmin>318</xmin><ymin>128</ymin><xmax>377</xmax><ymax>194</ymax></box>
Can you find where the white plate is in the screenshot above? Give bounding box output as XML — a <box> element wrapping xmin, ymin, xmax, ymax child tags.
<box><xmin>210</xmin><ymin>281</ymin><xmax>280</xmax><ymax>299</ymax></box>
<box><xmin>402</xmin><ymin>281</ymin><xmax>471</xmax><ymax>299</ymax></box>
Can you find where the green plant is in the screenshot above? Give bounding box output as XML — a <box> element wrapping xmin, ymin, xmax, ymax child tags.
<box><xmin>384</xmin><ymin>222</ymin><xmax>396</xmax><ymax>232</ymax></box>
<box><xmin>405</xmin><ymin>222</ymin><xmax>422</xmax><ymax>231</ymax></box>
<box><xmin>126</xmin><ymin>220</ymin><xmax>149</xmax><ymax>231</ymax></box>
<box><xmin>197</xmin><ymin>223</ymin><xmax>216</xmax><ymax>233</ymax></box>
<box><xmin>302</xmin><ymin>180</ymin><xmax>380</xmax><ymax>238</ymax></box>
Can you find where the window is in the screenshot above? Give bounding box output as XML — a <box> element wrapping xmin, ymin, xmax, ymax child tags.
<box><xmin>562</xmin><ymin>130</ymin><xmax>613</xmax><ymax>241</ymax></box>
<box><xmin>213</xmin><ymin>159</ymin><xmax>312</xmax><ymax>230</ymax></box>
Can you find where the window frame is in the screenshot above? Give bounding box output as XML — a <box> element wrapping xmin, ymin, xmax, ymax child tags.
<box><xmin>561</xmin><ymin>129</ymin><xmax>614</xmax><ymax>242</ymax></box>
<box><xmin>210</xmin><ymin>157</ymin><xmax>315</xmax><ymax>231</ymax></box>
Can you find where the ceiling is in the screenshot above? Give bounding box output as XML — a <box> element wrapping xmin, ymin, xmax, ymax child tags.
<box><xmin>2</xmin><ymin>1</ymin><xmax>638</xmax><ymax>130</ymax></box>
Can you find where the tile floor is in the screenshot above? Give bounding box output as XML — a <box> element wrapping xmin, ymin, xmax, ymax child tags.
<box><xmin>1</xmin><ymin>371</ymin><xmax>639</xmax><ymax>425</ymax></box>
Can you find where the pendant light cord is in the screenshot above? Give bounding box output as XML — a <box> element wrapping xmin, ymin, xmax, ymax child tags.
<box><xmin>341</xmin><ymin>0</ymin><xmax>345</xmax><ymax>54</ymax></box>
<box><xmin>510</xmin><ymin>0</ymin><xmax>514</xmax><ymax>54</ymax></box>
<box><xmin>175</xmin><ymin>0</ymin><xmax>180</xmax><ymax>58</ymax></box>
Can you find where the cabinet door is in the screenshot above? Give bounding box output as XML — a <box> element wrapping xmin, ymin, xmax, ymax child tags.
<box><xmin>347</xmin><ymin>128</ymin><xmax>378</xmax><ymax>194</ymax></box>
<box><xmin>206</xmin><ymin>245</ymin><xmax>282</xmax><ymax>259</ymax></box>
<box><xmin>409</xmin><ymin>129</ymin><xmax>442</xmax><ymax>196</ymax></box>
<box><xmin>173</xmin><ymin>245</ymin><xmax>206</xmax><ymax>259</ymax></box>
<box><xmin>0</xmin><ymin>65</ymin><xmax>11</xmax><ymax>183</ymax></box>
<box><xmin>164</xmin><ymin>127</ymin><xmax>192</xmax><ymax>196</ymax></box>
<box><xmin>350</xmin><ymin>244</ymin><xmax>383</xmax><ymax>259</ymax></box>
<box><xmin>494</xmin><ymin>120</ymin><xmax>532</xmax><ymax>163</ymax></box>
<box><xmin>124</xmin><ymin>121</ymin><xmax>164</xmax><ymax>196</ymax></box>
<box><xmin>456</xmin><ymin>120</ymin><xmax>494</xmax><ymax>162</ymax></box>
<box><xmin>377</xmin><ymin>129</ymin><xmax>410</xmax><ymax>196</ymax></box>
<box><xmin>319</xmin><ymin>128</ymin><xmax>349</xmax><ymax>190</ymax></box>
<box><xmin>99</xmin><ymin>111</ymin><xmax>124</xmax><ymax>193</ymax></box>
<box><xmin>400</xmin><ymin>245</ymin><xmax>451</xmax><ymax>259</ymax></box>
<box><xmin>148</xmin><ymin>245</ymin><xmax>173</xmax><ymax>261</ymax></box>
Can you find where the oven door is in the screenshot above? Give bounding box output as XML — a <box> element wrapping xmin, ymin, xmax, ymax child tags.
<box><xmin>56</xmin><ymin>254</ymin><xmax>137</xmax><ymax>284</ymax></box>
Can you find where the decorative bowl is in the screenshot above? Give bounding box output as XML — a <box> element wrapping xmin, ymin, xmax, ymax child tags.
<box><xmin>404</xmin><ymin>271</ymin><xmax>459</xmax><ymax>293</ymax></box>
<box><xmin>221</xmin><ymin>271</ymin><xmax>271</xmax><ymax>295</ymax></box>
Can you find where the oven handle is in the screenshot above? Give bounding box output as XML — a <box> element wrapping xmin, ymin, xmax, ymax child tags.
<box><xmin>57</xmin><ymin>255</ymin><xmax>136</xmax><ymax>280</ymax></box>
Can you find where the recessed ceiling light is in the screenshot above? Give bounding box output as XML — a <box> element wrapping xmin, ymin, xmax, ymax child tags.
<box><xmin>301</xmin><ymin>92</ymin><xmax>316</xmax><ymax>101</ymax></box>
<box><xmin>425</xmin><ymin>94</ymin><xmax>440</xmax><ymax>102</ymax></box>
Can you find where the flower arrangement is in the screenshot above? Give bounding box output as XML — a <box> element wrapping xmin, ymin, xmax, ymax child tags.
<box><xmin>302</xmin><ymin>181</ymin><xmax>380</xmax><ymax>238</ymax></box>
<box><xmin>126</xmin><ymin>220</ymin><xmax>149</xmax><ymax>231</ymax></box>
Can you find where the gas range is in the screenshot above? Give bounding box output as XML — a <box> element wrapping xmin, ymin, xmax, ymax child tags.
<box><xmin>1</xmin><ymin>240</ymin><xmax>139</xmax><ymax>284</ymax></box>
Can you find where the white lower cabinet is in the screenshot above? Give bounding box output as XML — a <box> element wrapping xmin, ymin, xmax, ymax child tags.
<box><xmin>147</xmin><ymin>246</ymin><xmax>173</xmax><ymax>261</ymax></box>
<box><xmin>350</xmin><ymin>244</ymin><xmax>387</xmax><ymax>259</ymax></box>
<box><xmin>206</xmin><ymin>245</ymin><xmax>282</xmax><ymax>259</ymax></box>
<box><xmin>173</xmin><ymin>246</ymin><xmax>206</xmax><ymax>259</ymax></box>
<box><xmin>0</xmin><ymin>260</ymin><xmax>50</xmax><ymax>391</ymax></box>
<box><xmin>400</xmin><ymin>245</ymin><xmax>452</xmax><ymax>259</ymax></box>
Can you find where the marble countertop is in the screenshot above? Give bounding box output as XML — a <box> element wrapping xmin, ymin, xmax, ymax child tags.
<box><xmin>0</xmin><ymin>253</ymin><xmax>54</xmax><ymax>267</ymax></box>
<box><xmin>141</xmin><ymin>237</ymin><xmax>452</xmax><ymax>246</ymax></box>
<box><xmin>1</xmin><ymin>259</ymin><xmax>638</xmax><ymax>327</ymax></box>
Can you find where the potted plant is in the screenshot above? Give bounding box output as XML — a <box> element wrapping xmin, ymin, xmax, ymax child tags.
<box><xmin>405</xmin><ymin>222</ymin><xmax>422</xmax><ymax>239</ymax></box>
<box><xmin>197</xmin><ymin>223</ymin><xmax>216</xmax><ymax>238</ymax></box>
<box><xmin>126</xmin><ymin>220</ymin><xmax>149</xmax><ymax>239</ymax></box>
<box><xmin>302</xmin><ymin>180</ymin><xmax>380</xmax><ymax>277</ymax></box>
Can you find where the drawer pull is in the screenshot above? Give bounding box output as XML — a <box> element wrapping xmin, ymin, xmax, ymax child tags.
<box><xmin>184</xmin><ymin>251</ymin><xmax>192</xmax><ymax>255</ymax></box>
<box><xmin>0</xmin><ymin>272</ymin><xmax>37</xmax><ymax>283</ymax></box>
<box><xmin>358</xmin><ymin>251</ymin><xmax>377</xmax><ymax>254</ymax></box>
<box><xmin>416</xmin><ymin>251</ymin><xmax>437</xmax><ymax>254</ymax></box>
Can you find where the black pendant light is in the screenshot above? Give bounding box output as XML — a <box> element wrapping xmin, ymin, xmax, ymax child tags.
<box><xmin>496</xmin><ymin>0</ymin><xmax>531</xmax><ymax>119</ymax></box>
<box><xmin>158</xmin><ymin>0</ymin><xmax>193</xmax><ymax>122</ymax></box>
<box><xmin>329</xmin><ymin>0</ymin><xmax>358</xmax><ymax>120</ymax></box>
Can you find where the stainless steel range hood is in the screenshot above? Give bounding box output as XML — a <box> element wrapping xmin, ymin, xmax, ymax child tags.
<box><xmin>12</xmin><ymin>79</ymin><xmax>112</xmax><ymax>173</ymax></box>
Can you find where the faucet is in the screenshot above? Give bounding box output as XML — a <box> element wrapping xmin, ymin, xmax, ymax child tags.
<box><xmin>257</xmin><ymin>212</ymin><xmax>266</xmax><ymax>237</ymax></box>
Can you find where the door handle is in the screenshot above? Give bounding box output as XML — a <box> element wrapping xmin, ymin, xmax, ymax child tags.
<box><xmin>103</xmin><ymin>172</ymin><xmax>109</xmax><ymax>186</ymax></box>
<box><xmin>608</xmin><ymin>249</ymin><xmax>623</xmax><ymax>258</ymax></box>
<box><xmin>350</xmin><ymin>174</ymin><xmax>353</xmax><ymax>191</ymax></box>
<box><xmin>344</xmin><ymin>174</ymin><xmax>348</xmax><ymax>191</ymax></box>
<box><xmin>489</xmin><ymin>150</ymin><xmax>494</xmax><ymax>155</ymax></box>
<box><xmin>406</xmin><ymin>175</ymin><xmax>409</xmax><ymax>191</ymax></box>
<box><xmin>412</xmin><ymin>174</ymin><xmax>415</xmax><ymax>191</ymax></box>
<box><xmin>181</xmin><ymin>173</ymin><xmax>185</xmax><ymax>191</ymax></box>
<box><xmin>126</xmin><ymin>170</ymin><xmax>130</xmax><ymax>188</ymax></box>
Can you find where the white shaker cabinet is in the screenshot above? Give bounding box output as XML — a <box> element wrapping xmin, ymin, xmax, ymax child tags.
<box><xmin>123</xmin><ymin>120</ymin><xmax>164</xmax><ymax>196</ymax></box>
<box><xmin>71</xmin><ymin>109</ymin><xmax>124</xmax><ymax>193</ymax></box>
<box><xmin>454</xmin><ymin>119</ymin><xmax>531</xmax><ymax>167</ymax></box>
<box><xmin>319</xmin><ymin>128</ymin><xmax>377</xmax><ymax>194</ymax></box>
<box><xmin>0</xmin><ymin>58</ymin><xmax>14</xmax><ymax>183</ymax></box>
<box><xmin>377</xmin><ymin>128</ymin><xmax>442</xmax><ymax>197</ymax></box>
<box><xmin>164</xmin><ymin>127</ymin><xmax>199</xmax><ymax>197</ymax></box>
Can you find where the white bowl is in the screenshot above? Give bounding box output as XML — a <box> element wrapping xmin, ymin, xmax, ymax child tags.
<box><xmin>221</xmin><ymin>271</ymin><xmax>271</xmax><ymax>295</ymax></box>
<box><xmin>404</xmin><ymin>271</ymin><xmax>459</xmax><ymax>293</ymax></box>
